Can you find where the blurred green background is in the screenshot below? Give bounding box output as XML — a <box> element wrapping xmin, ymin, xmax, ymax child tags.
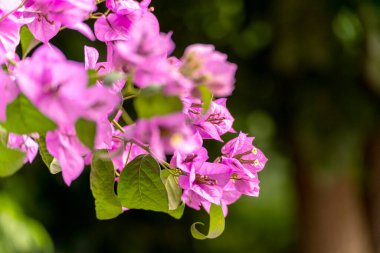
<box><xmin>1</xmin><ymin>0</ymin><xmax>380</xmax><ymax>252</ymax></box>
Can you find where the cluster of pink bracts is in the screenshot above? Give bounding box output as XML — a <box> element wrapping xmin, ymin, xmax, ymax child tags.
<box><xmin>0</xmin><ymin>0</ymin><xmax>267</xmax><ymax>216</ymax></box>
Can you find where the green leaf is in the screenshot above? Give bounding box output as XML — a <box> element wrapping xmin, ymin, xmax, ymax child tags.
<box><xmin>0</xmin><ymin>94</ymin><xmax>57</xmax><ymax>134</ymax></box>
<box><xmin>36</xmin><ymin>136</ymin><xmax>61</xmax><ymax>174</ymax></box>
<box><xmin>168</xmin><ymin>202</ymin><xmax>185</xmax><ymax>220</ymax></box>
<box><xmin>20</xmin><ymin>26</ymin><xmax>40</xmax><ymax>58</ymax></box>
<box><xmin>198</xmin><ymin>85</ymin><xmax>213</xmax><ymax>113</ymax></box>
<box><xmin>117</xmin><ymin>155</ymin><xmax>169</xmax><ymax>212</ymax></box>
<box><xmin>1</xmin><ymin>64</ymin><xmax>8</xmax><ymax>72</ymax></box>
<box><xmin>190</xmin><ymin>204</ymin><xmax>225</xmax><ymax>240</ymax></box>
<box><xmin>0</xmin><ymin>194</ymin><xmax>54</xmax><ymax>253</ymax></box>
<box><xmin>91</xmin><ymin>150</ymin><xmax>122</xmax><ymax>220</ymax></box>
<box><xmin>103</xmin><ymin>72</ymin><xmax>124</xmax><ymax>86</ymax></box>
<box><xmin>0</xmin><ymin>126</ymin><xmax>8</xmax><ymax>146</ymax></box>
<box><xmin>87</xmin><ymin>69</ymin><xmax>98</xmax><ymax>87</ymax></box>
<box><xmin>0</xmin><ymin>142</ymin><xmax>26</xmax><ymax>177</ymax></box>
<box><xmin>161</xmin><ymin>169</ymin><xmax>182</xmax><ymax>210</ymax></box>
<box><xmin>134</xmin><ymin>87</ymin><xmax>183</xmax><ymax>119</ymax></box>
<box><xmin>36</xmin><ymin>135</ymin><xmax>53</xmax><ymax>167</ymax></box>
<box><xmin>49</xmin><ymin>158</ymin><xmax>62</xmax><ymax>175</ymax></box>
<box><xmin>75</xmin><ymin>118</ymin><xmax>97</xmax><ymax>149</ymax></box>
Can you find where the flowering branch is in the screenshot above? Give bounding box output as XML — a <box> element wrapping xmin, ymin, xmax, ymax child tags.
<box><xmin>0</xmin><ymin>0</ymin><xmax>268</xmax><ymax>240</ymax></box>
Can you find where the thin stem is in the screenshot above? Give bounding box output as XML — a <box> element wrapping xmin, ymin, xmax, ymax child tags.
<box><xmin>126</xmin><ymin>74</ymin><xmax>133</xmax><ymax>93</ymax></box>
<box><xmin>120</xmin><ymin>107</ymin><xmax>134</xmax><ymax>125</ymax></box>
<box><xmin>125</xmin><ymin>142</ymin><xmax>133</xmax><ymax>164</ymax></box>
<box><xmin>162</xmin><ymin>161</ymin><xmax>174</xmax><ymax>170</ymax></box>
<box><xmin>115</xmin><ymin>137</ymin><xmax>182</xmax><ymax>176</ymax></box>
<box><xmin>112</xmin><ymin>120</ymin><xmax>125</xmax><ymax>133</ymax></box>
<box><xmin>161</xmin><ymin>161</ymin><xmax>172</xmax><ymax>171</ymax></box>
<box><xmin>112</xmin><ymin>135</ymin><xmax>125</xmax><ymax>142</ymax></box>
<box><xmin>123</xmin><ymin>94</ymin><xmax>138</xmax><ymax>101</ymax></box>
<box><xmin>90</xmin><ymin>12</ymin><xmax>103</xmax><ymax>19</ymax></box>
<box><xmin>128</xmin><ymin>140</ymin><xmax>175</xmax><ymax>172</ymax></box>
<box><xmin>130</xmin><ymin>139</ymin><xmax>150</xmax><ymax>153</ymax></box>
<box><xmin>7</xmin><ymin>58</ymin><xmax>17</xmax><ymax>67</ymax></box>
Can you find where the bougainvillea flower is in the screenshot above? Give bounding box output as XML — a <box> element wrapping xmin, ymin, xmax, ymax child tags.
<box><xmin>0</xmin><ymin>18</ymin><xmax>21</xmax><ymax>63</ymax></box>
<box><xmin>8</xmin><ymin>133</ymin><xmax>39</xmax><ymax>163</ymax></box>
<box><xmin>181</xmin><ymin>44</ymin><xmax>237</xmax><ymax>97</ymax></box>
<box><xmin>26</xmin><ymin>15</ymin><xmax>61</xmax><ymax>43</ymax></box>
<box><xmin>94</xmin><ymin>14</ymin><xmax>132</xmax><ymax>42</ymax></box>
<box><xmin>83</xmin><ymin>85</ymin><xmax>121</xmax><ymax>121</ymax></box>
<box><xmin>0</xmin><ymin>0</ymin><xmax>36</xmax><ymax>61</ymax></box>
<box><xmin>46</xmin><ymin>127</ymin><xmax>89</xmax><ymax>186</ymax></box>
<box><xmin>170</xmin><ymin>131</ymin><xmax>206</xmax><ymax>173</ymax></box>
<box><xmin>221</xmin><ymin>132</ymin><xmax>267</xmax><ymax>178</ymax></box>
<box><xmin>184</xmin><ymin>98</ymin><xmax>235</xmax><ymax>141</ymax></box>
<box><xmin>130</xmin><ymin>113</ymin><xmax>197</xmax><ymax>160</ymax></box>
<box><xmin>200</xmin><ymin>180</ymin><xmax>244</xmax><ymax>217</ymax></box>
<box><xmin>113</xmin><ymin>12</ymin><xmax>173</xmax><ymax>87</ymax></box>
<box><xmin>171</xmin><ymin>146</ymin><xmax>208</xmax><ymax>173</ymax></box>
<box><xmin>162</xmin><ymin>57</ymin><xmax>194</xmax><ymax>96</ymax></box>
<box><xmin>84</xmin><ymin>45</ymin><xmax>99</xmax><ymax>69</ymax></box>
<box><xmin>229</xmin><ymin>172</ymin><xmax>260</xmax><ymax>197</ymax></box>
<box><xmin>179</xmin><ymin>161</ymin><xmax>231</xmax><ymax>210</ymax></box>
<box><xmin>93</xmin><ymin>118</ymin><xmax>113</xmax><ymax>150</ymax></box>
<box><xmin>106</xmin><ymin>0</ymin><xmax>151</xmax><ymax>20</ymax></box>
<box><xmin>15</xmin><ymin>45</ymin><xmax>89</xmax><ymax>127</ymax></box>
<box><xmin>0</xmin><ymin>0</ymin><xmax>22</xmax><ymax>13</ymax></box>
<box><xmin>84</xmin><ymin>45</ymin><xmax>125</xmax><ymax>92</ymax></box>
<box><xmin>82</xmin><ymin>85</ymin><xmax>121</xmax><ymax>149</ymax></box>
<box><xmin>0</xmin><ymin>70</ymin><xmax>19</xmax><ymax>122</ymax></box>
<box><xmin>24</xmin><ymin>0</ymin><xmax>96</xmax><ymax>42</ymax></box>
<box><xmin>112</xmin><ymin>12</ymin><xmax>161</xmax><ymax>65</ymax></box>
<box><xmin>96</xmin><ymin>0</ymin><xmax>153</xmax><ymax>42</ymax></box>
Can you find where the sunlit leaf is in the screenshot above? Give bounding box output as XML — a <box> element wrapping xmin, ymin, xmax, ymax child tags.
<box><xmin>0</xmin><ymin>126</ymin><xmax>8</xmax><ymax>146</ymax></box>
<box><xmin>117</xmin><ymin>154</ymin><xmax>169</xmax><ymax>212</ymax></box>
<box><xmin>0</xmin><ymin>142</ymin><xmax>26</xmax><ymax>177</ymax></box>
<box><xmin>87</xmin><ymin>69</ymin><xmax>98</xmax><ymax>87</ymax></box>
<box><xmin>134</xmin><ymin>87</ymin><xmax>183</xmax><ymax>119</ymax></box>
<box><xmin>36</xmin><ymin>136</ymin><xmax>61</xmax><ymax>174</ymax></box>
<box><xmin>75</xmin><ymin>118</ymin><xmax>97</xmax><ymax>149</ymax></box>
<box><xmin>91</xmin><ymin>150</ymin><xmax>122</xmax><ymax>220</ymax></box>
<box><xmin>191</xmin><ymin>204</ymin><xmax>225</xmax><ymax>240</ymax></box>
<box><xmin>103</xmin><ymin>72</ymin><xmax>124</xmax><ymax>86</ymax></box>
<box><xmin>198</xmin><ymin>85</ymin><xmax>213</xmax><ymax>113</ymax></box>
<box><xmin>0</xmin><ymin>94</ymin><xmax>57</xmax><ymax>134</ymax></box>
<box><xmin>49</xmin><ymin>158</ymin><xmax>62</xmax><ymax>175</ymax></box>
<box><xmin>161</xmin><ymin>169</ymin><xmax>182</xmax><ymax>210</ymax></box>
<box><xmin>168</xmin><ymin>202</ymin><xmax>185</xmax><ymax>220</ymax></box>
<box><xmin>20</xmin><ymin>26</ymin><xmax>40</xmax><ymax>58</ymax></box>
<box><xmin>0</xmin><ymin>194</ymin><xmax>54</xmax><ymax>253</ymax></box>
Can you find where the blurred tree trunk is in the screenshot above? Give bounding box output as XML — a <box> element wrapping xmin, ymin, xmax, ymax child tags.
<box><xmin>368</xmin><ymin>125</ymin><xmax>380</xmax><ymax>253</ymax></box>
<box><xmin>271</xmin><ymin>0</ymin><xmax>375</xmax><ymax>251</ymax></box>
<box><xmin>360</xmin><ymin>5</ymin><xmax>380</xmax><ymax>252</ymax></box>
<box><xmin>295</xmin><ymin>153</ymin><xmax>372</xmax><ymax>253</ymax></box>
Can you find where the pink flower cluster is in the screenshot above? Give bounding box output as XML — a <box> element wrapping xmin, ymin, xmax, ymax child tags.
<box><xmin>0</xmin><ymin>0</ymin><xmax>267</xmax><ymax>215</ymax></box>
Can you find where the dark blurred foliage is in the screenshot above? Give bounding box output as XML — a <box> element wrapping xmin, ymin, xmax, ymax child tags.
<box><xmin>1</xmin><ymin>0</ymin><xmax>380</xmax><ymax>252</ymax></box>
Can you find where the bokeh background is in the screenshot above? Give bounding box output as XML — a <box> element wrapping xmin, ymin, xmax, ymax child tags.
<box><xmin>1</xmin><ymin>0</ymin><xmax>380</xmax><ymax>252</ymax></box>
